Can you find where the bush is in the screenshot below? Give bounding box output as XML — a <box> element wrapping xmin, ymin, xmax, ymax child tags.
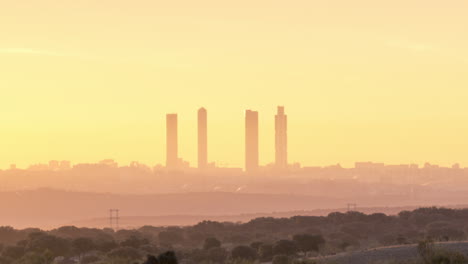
<box><xmin>292</xmin><ymin>234</ymin><xmax>325</xmax><ymax>254</ymax></box>
<box><xmin>143</xmin><ymin>251</ymin><xmax>178</xmax><ymax>264</ymax></box>
<box><xmin>418</xmin><ymin>239</ymin><xmax>467</xmax><ymax>264</ymax></box>
<box><xmin>272</xmin><ymin>254</ymin><xmax>290</xmax><ymax>264</ymax></box>
<box><xmin>207</xmin><ymin>247</ymin><xmax>228</xmax><ymax>263</ymax></box>
<box><xmin>81</xmin><ymin>255</ymin><xmax>101</xmax><ymax>264</ymax></box>
<box><xmin>231</xmin><ymin>245</ymin><xmax>257</xmax><ymax>261</ymax></box>
<box><xmin>273</xmin><ymin>240</ymin><xmax>298</xmax><ymax>256</ymax></box>
<box><xmin>158</xmin><ymin>231</ymin><xmax>184</xmax><ymax>246</ymax></box>
<box><xmin>107</xmin><ymin>246</ymin><xmax>142</xmax><ymax>260</ymax></box>
<box><xmin>259</xmin><ymin>243</ymin><xmax>274</xmax><ymax>261</ymax></box>
<box><xmin>203</xmin><ymin>237</ymin><xmax>221</xmax><ymax>250</ymax></box>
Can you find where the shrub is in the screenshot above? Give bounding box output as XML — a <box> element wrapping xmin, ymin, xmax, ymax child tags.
<box><xmin>272</xmin><ymin>254</ymin><xmax>290</xmax><ymax>264</ymax></box>
<box><xmin>203</xmin><ymin>237</ymin><xmax>221</xmax><ymax>250</ymax></box>
<box><xmin>273</xmin><ymin>240</ymin><xmax>298</xmax><ymax>256</ymax></box>
<box><xmin>418</xmin><ymin>239</ymin><xmax>467</xmax><ymax>264</ymax></box>
<box><xmin>231</xmin><ymin>245</ymin><xmax>257</xmax><ymax>261</ymax></box>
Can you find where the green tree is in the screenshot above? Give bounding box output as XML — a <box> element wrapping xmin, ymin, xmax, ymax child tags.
<box><xmin>258</xmin><ymin>243</ymin><xmax>273</xmax><ymax>262</ymax></box>
<box><xmin>292</xmin><ymin>234</ymin><xmax>325</xmax><ymax>255</ymax></box>
<box><xmin>1</xmin><ymin>245</ymin><xmax>24</xmax><ymax>260</ymax></box>
<box><xmin>207</xmin><ymin>247</ymin><xmax>228</xmax><ymax>263</ymax></box>
<box><xmin>273</xmin><ymin>240</ymin><xmax>298</xmax><ymax>256</ymax></box>
<box><xmin>203</xmin><ymin>237</ymin><xmax>221</xmax><ymax>250</ymax></box>
<box><xmin>107</xmin><ymin>246</ymin><xmax>142</xmax><ymax>261</ymax></box>
<box><xmin>272</xmin><ymin>255</ymin><xmax>290</xmax><ymax>264</ymax></box>
<box><xmin>231</xmin><ymin>245</ymin><xmax>257</xmax><ymax>261</ymax></box>
<box><xmin>158</xmin><ymin>231</ymin><xmax>184</xmax><ymax>246</ymax></box>
<box><xmin>72</xmin><ymin>237</ymin><xmax>95</xmax><ymax>259</ymax></box>
<box><xmin>27</xmin><ymin>234</ymin><xmax>70</xmax><ymax>257</ymax></box>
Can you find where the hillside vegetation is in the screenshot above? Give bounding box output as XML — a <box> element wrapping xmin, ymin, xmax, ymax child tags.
<box><xmin>2</xmin><ymin>207</ymin><xmax>468</xmax><ymax>263</ymax></box>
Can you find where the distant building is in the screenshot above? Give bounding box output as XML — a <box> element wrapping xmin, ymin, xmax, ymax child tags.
<box><xmin>27</xmin><ymin>163</ymin><xmax>49</xmax><ymax>171</ymax></box>
<box><xmin>166</xmin><ymin>114</ymin><xmax>178</xmax><ymax>170</ymax></box>
<box><xmin>60</xmin><ymin>160</ymin><xmax>71</xmax><ymax>170</ymax></box>
<box><xmin>275</xmin><ymin>106</ymin><xmax>288</xmax><ymax>169</ymax></box>
<box><xmin>49</xmin><ymin>160</ymin><xmax>60</xmax><ymax>170</ymax></box>
<box><xmin>355</xmin><ymin>162</ymin><xmax>385</xmax><ymax>169</ymax></box>
<box><xmin>198</xmin><ymin>108</ymin><xmax>208</xmax><ymax>169</ymax></box>
<box><xmin>245</xmin><ymin>110</ymin><xmax>259</xmax><ymax>173</ymax></box>
<box><xmin>100</xmin><ymin>159</ymin><xmax>118</xmax><ymax>168</ymax></box>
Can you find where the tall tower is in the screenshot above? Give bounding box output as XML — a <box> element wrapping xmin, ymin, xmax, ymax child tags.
<box><xmin>166</xmin><ymin>114</ymin><xmax>178</xmax><ymax>169</ymax></box>
<box><xmin>245</xmin><ymin>110</ymin><xmax>259</xmax><ymax>173</ymax></box>
<box><xmin>198</xmin><ymin>108</ymin><xmax>208</xmax><ymax>169</ymax></box>
<box><xmin>275</xmin><ymin>106</ymin><xmax>288</xmax><ymax>169</ymax></box>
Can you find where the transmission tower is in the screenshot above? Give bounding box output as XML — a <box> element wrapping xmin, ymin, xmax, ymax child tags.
<box><xmin>346</xmin><ymin>203</ymin><xmax>357</xmax><ymax>212</ymax></box>
<box><xmin>109</xmin><ymin>209</ymin><xmax>120</xmax><ymax>230</ymax></box>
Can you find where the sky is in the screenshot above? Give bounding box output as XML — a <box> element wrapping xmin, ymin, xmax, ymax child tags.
<box><xmin>0</xmin><ymin>0</ymin><xmax>467</xmax><ymax>169</ymax></box>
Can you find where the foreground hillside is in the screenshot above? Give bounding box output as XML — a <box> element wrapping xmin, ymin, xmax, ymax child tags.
<box><xmin>316</xmin><ymin>241</ymin><xmax>468</xmax><ymax>264</ymax></box>
<box><xmin>2</xmin><ymin>207</ymin><xmax>468</xmax><ymax>263</ymax></box>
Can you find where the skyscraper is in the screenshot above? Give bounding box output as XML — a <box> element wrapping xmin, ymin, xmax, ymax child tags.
<box><xmin>198</xmin><ymin>107</ymin><xmax>207</xmax><ymax>169</ymax></box>
<box><xmin>275</xmin><ymin>106</ymin><xmax>288</xmax><ymax>169</ymax></box>
<box><xmin>166</xmin><ymin>114</ymin><xmax>178</xmax><ymax>169</ymax></box>
<box><xmin>245</xmin><ymin>110</ymin><xmax>259</xmax><ymax>173</ymax></box>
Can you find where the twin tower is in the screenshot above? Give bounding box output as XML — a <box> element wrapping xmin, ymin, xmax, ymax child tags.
<box><xmin>166</xmin><ymin>106</ymin><xmax>288</xmax><ymax>173</ymax></box>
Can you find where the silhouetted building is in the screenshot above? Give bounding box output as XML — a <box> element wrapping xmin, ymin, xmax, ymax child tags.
<box><xmin>49</xmin><ymin>160</ymin><xmax>60</xmax><ymax>170</ymax></box>
<box><xmin>100</xmin><ymin>159</ymin><xmax>118</xmax><ymax>168</ymax></box>
<box><xmin>198</xmin><ymin>108</ymin><xmax>208</xmax><ymax>169</ymax></box>
<box><xmin>275</xmin><ymin>106</ymin><xmax>288</xmax><ymax>169</ymax></box>
<box><xmin>60</xmin><ymin>160</ymin><xmax>71</xmax><ymax>170</ymax></box>
<box><xmin>245</xmin><ymin>110</ymin><xmax>259</xmax><ymax>173</ymax></box>
<box><xmin>166</xmin><ymin>114</ymin><xmax>178</xmax><ymax>169</ymax></box>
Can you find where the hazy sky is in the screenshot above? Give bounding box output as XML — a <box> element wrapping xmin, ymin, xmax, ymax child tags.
<box><xmin>1</xmin><ymin>0</ymin><xmax>467</xmax><ymax>169</ymax></box>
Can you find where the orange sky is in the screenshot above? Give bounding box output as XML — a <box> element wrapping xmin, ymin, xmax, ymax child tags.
<box><xmin>1</xmin><ymin>0</ymin><xmax>467</xmax><ymax>169</ymax></box>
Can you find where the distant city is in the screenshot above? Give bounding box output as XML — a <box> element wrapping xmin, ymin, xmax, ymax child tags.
<box><xmin>4</xmin><ymin>105</ymin><xmax>467</xmax><ymax>178</ymax></box>
<box><xmin>165</xmin><ymin>106</ymin><xmax>287</xmax><ymax>173</ymax></box>
<box><xmin>2</xmin><ymin>106</ymin><xmax>468</xmax><ymax>204</ymax></box>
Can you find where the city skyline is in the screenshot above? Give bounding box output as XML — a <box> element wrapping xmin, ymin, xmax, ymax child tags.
<box><xmin>5</xmin><ymin>158</ymin><xmax>467</xmax><ymax>171</ymax></box>
<box><xmin>1</xmin><ymin>1</ymin><xmax>467</xmax><ymax>170</ymax></box>
<box><xmin>4</xmin><ymin>105</ymin><xmax>468</xmax><ymax>171</ymax></box>
<box><xmin>2</xmin><ymin>3</ymin><xmax>468</xmax><ymax>260</ymax></box>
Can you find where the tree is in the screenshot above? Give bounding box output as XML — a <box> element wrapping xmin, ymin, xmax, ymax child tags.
<box><xmin>272</xmin><ymin>240</ymin><xmax>298</xmax><ymax>256</ymax></box>
<box><xmin>207</xmin><ymin>247</ymin><xmax>228</xmax><ymax>263</ymax></box>
<box><xmin>107</xmin><ymin>246</ymin><xmax>142</xmax><ymax>260</ymax></box>
<box><xmin>95</xmin><ymin>238</ymin><xmax>118</xmax><ymax>252</ymax></box>
<box><xmin>426</xmin><ymin>222</ymin><xmax>465</xmax><ymax>241</ymax></box>
<box><xmin>27</xmin><ymin>234</ymin><xmax>70</xmax><ymax>257</ymax></box>
<box><xmin>0</xmin><ymin>227</ymin><xmax>17</xmax><ymax>245</ymax></box>
<box><xmin>0</xmin><ymin>256</ymin><xmax>10</xmax><ymax>264</ymax></box>
<box><xmin>272</xmin><ymin>255</ymin><xmax>290</xmax><ymax>264</ymax></box>
<box><xmin>81</xmin><ymin>255</ymin><xmax>101</xmax><ymax>264</ymax></box>
<box><xmin>203</xmin><ymin>237</ymin><xmax>221</xmax><ymax>250</ymax></box>
<box><xmin>14</xmin><ymin>250</ymin><xmax>54</xmax><ymax>264</ymax></box>
<box><xmin>144</xmin><ymin>251</ymin><xmax>178</xmax><ymax>264</ymax></box>
<box><xmin>258</xmin><ymin>243</ymin><xmax>274</xmax><ymax>262</ymax></box>
<box><xmin>292</xmin><ymin>234</ymin><xmax>325</xmax><ymax>255</ymax></box>
<box><xmin>139</xmin><ymin>244</ymin><xmax>159</xmax><ymax>255</ymax></box>
<box><xmin>1</xmin><ymin>245</ymin><xmax>24</xmax><ymax>260</ymax></box>
<box><xmin>72</xmin><ymin>237</ymin><xmax>95</xmax><ymax>259</ymax></box>
<box><xmin>158</xmin><ymin>231</ymin><xmax>184</xmax><ymax>246</ymax></box>
<box><xmin>121</xmin><ymin>235</ymin><xmax>150</xmax><ymax>248</ymax></box>
<box><xmin>250</xmin><ymin>241</ymin><xmax>263</xmax><ymax>251</ymax></box>
<box><xmin>231</xmin><ymin>245</ymin><xmax>257</xmax><ymax>261</ymax></box>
